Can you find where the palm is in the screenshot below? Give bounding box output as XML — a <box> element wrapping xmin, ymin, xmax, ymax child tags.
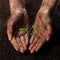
<box><xmin>29</xmin><ymin>11</ymin><xmax>52</xmax><ymax>53</ymax></box>
<box><xmin>7</xmin><ymin>9</ymin><xmax>29</xmax><ymax>53</ymax></box>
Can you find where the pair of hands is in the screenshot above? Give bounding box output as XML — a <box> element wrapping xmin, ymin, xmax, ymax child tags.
<box><xmin>7</xmin><ymin>8</ymin><xmax>52</xmax><ymax>54</ymax></box>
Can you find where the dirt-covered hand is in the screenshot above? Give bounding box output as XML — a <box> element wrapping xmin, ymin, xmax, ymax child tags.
<box><xmin>7</xmin><ymin>8</ymin><xmax>29</xmax><ymax>53</ymax></box>
<box><xmin>29</xmin><ymin>10</ymin><xmax>52</xmax><ymax>53</ymax></box>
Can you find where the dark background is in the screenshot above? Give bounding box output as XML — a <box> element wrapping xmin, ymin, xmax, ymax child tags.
<box><xmin>0</xmin><ymin>0</ymin><xmax>60</xmax><ymax>60</ymax></box>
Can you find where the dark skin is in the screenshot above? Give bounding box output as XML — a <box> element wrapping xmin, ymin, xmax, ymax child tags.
<box><xmin>7</xmin><ymin>0</ymin><xmax>56</xmax><ymax>53</ymax></box>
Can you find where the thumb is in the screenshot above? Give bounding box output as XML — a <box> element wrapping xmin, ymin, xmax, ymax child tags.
<box><xmin>46</xmin><ymin>24</ymin><xmax>52</xmax><ymax>41</ymax></box>
<box><xmin>7</xmin><ymin>14</ymin><xmax>19</xmax><ymax>40</ymax></box>
<box><xmin>7</xmin><ymin>16</ymin><xmax>13</xmax><ymax>41</ymax></box>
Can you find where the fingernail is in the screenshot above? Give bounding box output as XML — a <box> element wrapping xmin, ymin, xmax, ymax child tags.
<box><xmin>20</xmin><ymin>49</ymin><xmax>24</xmax><ymax>53</ymax></box>
<box><xmin>46</xmin><ymin>37</ymin><xmax>50</xmax><ymax>41</ymax></box>
<box><xmin>9</xmin><ymin>38</ymin><xmax>11</xmax><ymax>40</ymax></box>
<box><xmin>31</xmin><ymin>50</ymin><xmax>34</xmax><ymax>54</ymax></box>
<box><xmin>8</xmin><ymin>35</ymin><xmax>11</xmax><ymax>40</ymax></box>
<box><xmin>15</xmin><ymin>47</ymin><xmax>19</xmax><ymax>52</ymax></box>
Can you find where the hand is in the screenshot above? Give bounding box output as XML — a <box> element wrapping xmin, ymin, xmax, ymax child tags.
<box><xmin>7</xmin><ymin>8</ymin><xmax>29</xmax><ymax>53</ymax></box>
<box><xmin>29</xmin><ymin>10</ymin><xmax>52</xmax><ymax>53</ymax></box>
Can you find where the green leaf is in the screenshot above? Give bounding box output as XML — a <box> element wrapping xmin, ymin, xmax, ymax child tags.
<box><xmin>30</xmin><ymin>33</ymin><xmax>37</xmax><ymax>37</ymax></box>
<box><xmin>32</xmin><ymin>24</ymin><xmax>40</xmax><ymax>28</ymax></box>
<box><xmin>19</xmin><ymin>28</ymin><xmax>28</xmax><ymax>33</ymax></box>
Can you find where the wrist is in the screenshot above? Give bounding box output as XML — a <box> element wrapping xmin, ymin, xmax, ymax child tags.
<box><xmin>15</xmin><ymin>8</ymin><xmax>26</xmax><ymax>15</ymax></box>
<box><xmin>39</xmin><ymin>0</ymin><xmax>56</xmax><ymax>15</ymax></box>
<box><xmin>39</xmin><ymin>6</ymin><xmax>50</xmax><ymax>15</ymax></box>
<box><xmin>38</xmin><ymin>10</ymin><xmax>49</xmax><ymax>17</ymax></box>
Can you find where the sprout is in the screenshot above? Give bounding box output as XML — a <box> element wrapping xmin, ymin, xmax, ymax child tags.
<box><xmin>30</xmin><ymin>33</ymin><xmax>37</xmax><ymax>37</ymax></box>
<box><xmin>32</xmin><ymin>24</ymin><xmax>40</xmax><ymax>28</ymax></box>
<box><xmin>19</xmin><ymin>24</ymin><xmax>40</xmax><ymax>36</ymax></box>
<box><xmin>19</xmin><ymin>28</ymin><xmax>28</xmax><ymax>33</ymax></box>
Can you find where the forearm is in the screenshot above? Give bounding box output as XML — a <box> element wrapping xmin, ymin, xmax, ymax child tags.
<box><xmin>9</xmin><ymin>0</ymin><xmax>25</xmax><ymax>14</ymax></box>
<box><xmin>39</xmin><ymin>0</ymin><xmax>56</xmax><ymax>14</ymax></box>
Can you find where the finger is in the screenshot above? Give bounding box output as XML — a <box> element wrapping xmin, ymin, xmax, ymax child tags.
<box><xmin>20</xmin><ymin>36</ymin><xmax>27</xmax><ymax>50</ymax></box>
<box><xmin>46</xmin><ymin>24</ymin><xmax>52</xmax><ymax>41</ymax></box>
<box><xmin>30</xmin><ymin>43</ymin><xmax>38</xmax><ymax>54</ymax></box>
<box><xmin>20</xmin><ymin>47</ymin><xmax>24</xmax><ymax>53</ymax></box>
<box><xmin>24</xmin><ymin>33</ymin><xmax>28</xmax><ymax>45</ymax></box>
<box><xmin>7</xmin><ymin>15</ymin><xmax>16</xmax><ymax>41</ymax></box>
<box><xmin>10</xmin><ymin>37</ymin><xmax>19</xmax><ymax>51</ymax></box>
<box><xmin>31</xmin><ymin>30</ymin><xmax>44</xmax><ymax>52</ymax></box>
<box><xmin>7</xmin><ymin>14</ymin><xmax>21</xmax><ymax>40</ymax></box>
<box><xmin>30</xmin><ymin>36</ymin><xmax>35</xmax><ymax>44</ymax></box>
<box><xmin>29</xmin><ymin>29</ymin><xmax>38</xmax><ymax>51</ymax></box>
<box><xmin>16</xmin><ymin>37</ymin><xmax>22</xmax><ymax>46</ymax></box>
<box><xmin>29</xmin><ymin>37</ymin><xmax>37</xmax><ymax>50</ymax></box>
<box><xmin>35</xmin><ymin>35</ymin><xmax>45</xmax><ymax>52</ymax></box>
<box><xmin>7</xmin><ymin>21</ymin><xmax>13</xmax><ymax>40</ymax></box>
<box><xmin>29</xmin><ymin>43</ymin><xmax>34</xmax><ymax>51</ymax></box>
<box><xmin>35</xmin><ymin>43</ymin><xmax>43</xmax><ymax>52</ymax></box>
<box><xmin>29</xmin><ymin>37</ymin><xmax>38</xmax><ymax>53</ymax></box>
<box><xmin>16</xmin><ymin>37</ymin><xmax>24</xmax><ymax>53</ymax></box>
<box><xmin>32</xmin><ymin>37</ymin><xmax>38</xmax><ymax>44</ymax></box>
<box><xmin>17</xmin><ymin>31</ymin><xmax>25</xmax><ymax>37</ymax></box>
<box><xmin>42</xmin><ymin>16</ymin><xmax>52</xmax><ymax>41</ymax></box>
<box><xmin>30</xmin><ymin>28</ymin><xmax>37</xmax><ymax>44</ymax></box>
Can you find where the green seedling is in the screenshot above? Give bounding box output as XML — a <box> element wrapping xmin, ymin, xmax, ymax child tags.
<box><xmin>19</xmin><ymin>28</ymin><xmax>28</xmax><ymax>33</ymax></box>
<box><xmin>19</xmin><ymin>24</ymin><xmax>40</xmax><ymax>37</ymax></box>
<box><xmin>30</xmin><ymin>33</ymin><xmax>37</xmax><ymax>37</ymax></box>
<box><xmin>32</xmin><ymin>24</ymin><xmax>40</xmax><ymax>29</ymax></box>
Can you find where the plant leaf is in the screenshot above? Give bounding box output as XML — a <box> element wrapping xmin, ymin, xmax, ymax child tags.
<box><xmin>30</xmin><ymin>33</ymin><xmax>37</xmax><ymax>37</ymax></box>
<box><xmin>32</xmin><ymin>24</ymin><xmax>40</xmax><ymax>28</ymax></box>
<box><xmin>19</xmin><ymin>28</ymin><xmax>28</xmax><ymax>33</ymax></box>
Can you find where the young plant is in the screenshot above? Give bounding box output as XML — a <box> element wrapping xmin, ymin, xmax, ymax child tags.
<box><xmin>19</xmin><ymin>24</ymin><xmax>40</xmax><ymax>37</ymax></box>
<box><xmin>19</xmin><ymin>28</ymin><xmax>28</xmax><ymax>33</ymax></box>
<box><xmin>32</xmin><ymin>24</ymin><xmax>40</xmax><ymax>29</ymax></box>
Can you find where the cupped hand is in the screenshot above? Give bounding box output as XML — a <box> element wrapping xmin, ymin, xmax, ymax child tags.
<box><xmin>7</xmin><ymin>8</ymin><xmax>29</xmax><ymax>53</ymax></box>
<box><xmin>29</xmin><ymin>10</ymin><xmax>52</xmax><ymax>53</ymax></box>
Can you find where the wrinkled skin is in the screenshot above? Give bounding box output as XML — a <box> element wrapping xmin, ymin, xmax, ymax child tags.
<box><xmin>7</xmin><ymin>8</ymin><xmax>29</xmax><ymax>53</ymax></box>
<box><xmin>29</xmin><ymin>10</ymin><xmax>52</xmax><ymax>53</ymax></box>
